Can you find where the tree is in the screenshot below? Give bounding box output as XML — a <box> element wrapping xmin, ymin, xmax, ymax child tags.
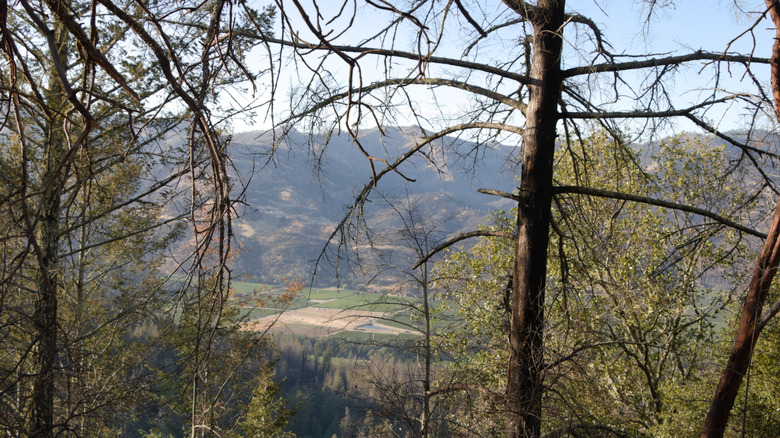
<box><xmin>702</xmin><ymin>2</ymin><xmax>780</xmax><ymax>435</ymax></box>
<box><xmin>269</xmin><ymin>1</ymin><xmax>779</xmax><ymax>436</ymax></box>
<box><xmin>434</xmin><ymin>131</ymin><xmax>763</xmax><ymax>436</ymax></box>
<box><xmin>434</xmin><ymin>210</ymin><xmax>515</xmax><ymax>436</ymax></box>
<box><xmin>0</xmin><ymin>8</ymin><xmax>180</xmax><ymax>434</ymax></box>
<box><xmin>0</xmin><ymin>0</ymin><xmax>278</xmax><ymax>436</ymax></box>
<box><xmin>241</xmin><ymin>360</ymin><xmax>296</xmax><ymax>438</ymax></box>
<box><xmin>547</xmin><ymin>132</ymin><xmax>760</xmax><ymax>435</ymax></box>
<box><xmin>355</xmin><ymin>195</ymin><xmax>454</xmax><ymax>437</ymax></box>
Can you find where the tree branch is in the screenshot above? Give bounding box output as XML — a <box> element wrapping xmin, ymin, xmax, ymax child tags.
<box><xmin>412</xmin><ymin>230</ymin><xmax>516</xmax><ymax>270</ymax></box>
<box><xmin>553</xmin><ymin>185</ymin><xmax>766</xmax><ymax>239</ymax></box>
<box><xmin>316</xmin><ymin>123</ymin><xmax>523</xmax><ymax>279</ymax></box>
<box><xmin>282</xmin><ymin>77</ymin><xmax>527</xmax><ymax>127</ymax></box>
<box><xmin>562</xmin><ymin>50</ymin><xmax>769</xmax><ymax>78</ymax></box>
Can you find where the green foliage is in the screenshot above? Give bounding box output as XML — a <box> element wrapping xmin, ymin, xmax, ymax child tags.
<box><xmin>648</xmin><ymin>310</ymin><xmax>780</xmax><ymax>437</ymax></box>
<box><xmin>549</xmin><ymin>132</ymin><xmax>766</xmax><ymax>434</ymax></box>
<box><xmin>144</xmin><ymin>281</ymin><xmax>288</xmax><ymax>437</ymax></box>
<box><xmin>0</xmin><ymin>0</ymin><xmax>280</xmax><ymax>435</ymax></box>
<box><xmin>434</xmin><ymin>130</ymin><xmax>767</xmax><ymax>436</ymax></box>
<box><xmin>0</xmin><ymin>24</ymin><xmax>183</xmax><ymax>434</ymax></box>
<box><xmin>433</xmin><ymin>209</ymin><xmax>515</xmax><ymax>435</ymax></box>
<box><xmin>240</xmin><ymin>362</ymin><xmax>296</xmax><ymax>438</ymax></box>
<box><xmin>272</xmin><ymin>335</ymin><xmax>367</xmax><ymax>437</ymax></box>
<box><xmin>732</xmin><ymin>315</ymin><xmax>780</xmax><ymax>436</ymax></box>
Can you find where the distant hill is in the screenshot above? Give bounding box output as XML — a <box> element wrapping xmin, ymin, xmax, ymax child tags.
<box><xmin>226</xmin><ymin>126</ymin><xmax>518</xmax><ymax>288</ymax></box>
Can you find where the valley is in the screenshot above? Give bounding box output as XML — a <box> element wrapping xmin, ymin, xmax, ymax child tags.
<box><xmin>235</xmin><ymin>283</ymin><xmax>421</xmax><ymax>337</ymax></box>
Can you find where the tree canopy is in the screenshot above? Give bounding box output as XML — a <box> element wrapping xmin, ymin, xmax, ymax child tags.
<box><xmin>266</xmin><ymin>1</ymin><xmax>780</xmax><ymax>437</ymax></box>
<box><xmin>5</xmin><ymin>0</ymin><xmax>780</xmax><ymax>437</ymax></box>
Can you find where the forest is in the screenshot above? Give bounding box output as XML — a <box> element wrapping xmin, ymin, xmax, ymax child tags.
<box><xmin>4</xmin><ymin>0</ymin><xmax>780</xmax><ymax>437</ymax></box>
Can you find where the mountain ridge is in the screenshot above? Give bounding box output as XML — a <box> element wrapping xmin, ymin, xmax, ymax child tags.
<box><xmin>227</xmin><ymin>126</ymin><xmax>518</xmax><ymax>287</ymax></box>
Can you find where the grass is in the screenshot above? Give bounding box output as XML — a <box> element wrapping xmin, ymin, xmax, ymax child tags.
<box><xmin>232</xmin><ymin>281</ymin><xmax>359</xmax><ymax>299</ymax></box>
<box><xmin>377</xmin><ymin>312</ymin><xmax>419</xmax><ymax>332</ymax></box>
<box><xmin>325</xmin><ymin>330</ymin><xmax>403</xmax><ymax>343</ymax></box>
<box><xmin>300</xmin><ymin>287</ymin><xmax>356</xmax><ymax>300</ymax></box>
<box><xmin>231</xmin><ymin>280</ymin><xmax>413</xmax><ymax>312</ymax></box>
<box><xmin>311</xmin><ymin>292</ymin><xmax>414</xmax><ymax>312</ymax></box>
<box><xmin>230</xmin><ymin>281</ymin><xmax>278</xmax><ymax>295</ymax></box>
<box><xmin>240</xmin><ymin>307</ymin><xmax>282</xmax><ymax>319</ymax></box>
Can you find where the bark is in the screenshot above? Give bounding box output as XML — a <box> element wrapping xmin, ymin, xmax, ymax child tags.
<box><xmin>421</xmin><ymin>266</ymin><xmax>431</xmax><ymax>438</ymax></box>
<box><xmin>30</xmin><ymin>168</ymin><xmax>60</xmax><ymax>438</ymax></box>
<box><xmin>28</xmin><ymin>17</ymin><xmax>69</xmax><ymax>438</ymax></box>
<box><xmin>701</xmin><ymin>4</ymin><xmax>780</xmax><ymax>435</ymax></box>
<box><xmin>505</xmin><ymin>1</ymin><xmax>565</xmax><ymax>437</ymax></box>
<box><xmin>701</xmin><ymin>200</ymin><xmax>780</xmax><ymax>436</ymax></box>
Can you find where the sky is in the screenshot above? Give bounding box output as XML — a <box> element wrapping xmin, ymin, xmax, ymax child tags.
<box><xmin>581</xmin><ymin>1</ymin><xmax>771</xmax><ymax>53</ymax></box>
<box><xmin>227</xmin><ymin>1</ymin><xmax>776</xmax><ymax>135</ymax></box>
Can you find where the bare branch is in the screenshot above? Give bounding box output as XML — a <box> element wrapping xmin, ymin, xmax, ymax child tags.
<box><xmin>283</xmin><ymin>77</ymin><xmax>527</xmax><ymax>128</ymax></box>
<box><xmin>500</xmin><ymin>0</ymin><xmax>538</xmax><ymax>22</ymax></box>
<box><xmin>453</xmin><ymin>0</ymin><xmax>487</xmax><ymax>37</ymax></box>
<box><xmin>478</xmin><ymin>188</ymin><xmax>519</xmax><ymax>201</ymax></box>
<box><xmin>317</xmin><ymin>122</ymin><xmax>522</xmax><ymax>277</ymax></box>
<box><xmin>563</xmin><ymin>50</ymin><xmax>770</xmax><ymax>78</ymax></box>
<box><xmin>40</xmin><ymin>0</ymin><xmax>140</xmax><ymax>103</ymax></box>
<box><xmin>412</xmin><ymin>230</ymin><xmax>516</xmax><ymax>270</ymax></box>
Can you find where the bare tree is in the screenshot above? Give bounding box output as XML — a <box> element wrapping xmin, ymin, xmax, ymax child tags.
<box><xmin>359</xmin><ymin>195</ymin><xmax>451</xmax><ymax>437</ymax></box>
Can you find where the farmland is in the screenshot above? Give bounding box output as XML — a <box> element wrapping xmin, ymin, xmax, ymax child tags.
<box><xmin>233</xmin><ymin>282</ymin><xmax>420</xmax><ymax>337</ymax></box>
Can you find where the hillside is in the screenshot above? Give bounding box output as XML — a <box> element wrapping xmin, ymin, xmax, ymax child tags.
<box><xmin>226</xmin><ymin>127</ymin><xmax>518</xmax><ymax>287</ymax></box>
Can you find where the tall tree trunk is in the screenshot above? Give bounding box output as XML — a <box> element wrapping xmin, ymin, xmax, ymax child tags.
<box><xmin>29</xmin><ymin>18</ymin><xmax>69</xmax><ymax>438</ymax></box>
<box><xmin>506</xmin><ymin>1</ymin><xmax>565</xmax><ymax>437</ymax></box>
<box><xmin>421</xmin><ymin>265</ymin><xmax>431</xmax><ymax>438</ymax></box>
<box><xmin>700</xmin><ymin>201</ymin><xmax>780</xmax><ymax>437</ymax></box>
<box><xmin>31</xmin><ymin>164</ymin><xmax>61</xmax><ymax>438</ymax></box>
<box><xmin>701</xmin><ymin>3</ymin><xmax>780</xmax><ymax>435</ymax></box>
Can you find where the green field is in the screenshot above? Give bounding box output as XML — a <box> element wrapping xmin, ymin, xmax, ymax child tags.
<box><xmin>231</xmin><ymin>281</ymin><xmax>421</xmax><ymax>333</ymax></box>
<box><xmin>229</xmin><ymin>281</ymin><xmax>459</xmax><ymax>334</ymax></box>
<box><xmin>231</xmin><ymin>281</ymin><xmax>413</xmax><ymax>311</ymax></box>
<box><xmin>232</xmin><ymin>281</ymin><xmax>356</xmax><ymax>299</ymax></box>
<box><xmin>312</xmin><ymin>295</ymin><xmax>412</xmax><ymax>312</ymax></box>
<box><xmin>240</xmin><ymin>307</ymin><xmax>283</xmax><ymax>319</ymax></box>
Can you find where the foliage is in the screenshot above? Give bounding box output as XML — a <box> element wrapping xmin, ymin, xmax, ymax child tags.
<box><xmin>725</xmin><ymin>315</ymin><xmax>780</xmax><ymax>436</ymax></box>
<box><xmin>240</xmin><ymin>361</ymin><xmax>297</xmax><ymax>438</ymax></box>
<box><xmin>654</xmin><ymin>309</ymin><xmax>780</xmax><ymax>437</ymax></box>
<box><xmin>0</xmin><ymin>12</ymin><xmax>181</xmax><ymax>435</ymax></box>
<box><xmin>435</xmin><ymin>131</ymin><xmax>767</xmax><ymax>436</ymax></box>
<box><xmin>0</xmin><ymin>1</ymin><xmax>282</xmax><ymax>435</ymax></box>
<box><xmin>434</xmin><ymin>210</ymin><xmax>514</xmax><ymax>436</ymax></box>
<box><xmin>269</xmin><ymin>1</ymin><xmax>780</xmax><ymax>434</ymax></box>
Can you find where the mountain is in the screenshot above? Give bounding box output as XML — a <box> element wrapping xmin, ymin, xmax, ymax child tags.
<box><xmin>226</xmin><ymin>126</ymin><xmax>518</xmax><ymax>288</ymax></box>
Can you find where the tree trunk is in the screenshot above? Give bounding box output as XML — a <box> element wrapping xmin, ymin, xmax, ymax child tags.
<box><xmin>29</xmin><ymin>18</ymin><xmax>69</xmax><ymax>438</ymax></box>
<box><xmin>700</xmin><ymin>201</ymin><xmax>780</xmax><ymax>437</ymax></box>
<box><xmin>506</xmin><ymin>1</ymin><xmax>565</xmax><ymax>437</ymax></box>
<box><xmin>30</xmin><ymin>171</ymin><xmax>61</xmax><ymax>438</ymax></box>
<box><xmin>421</xmin><ymin>265</ymin><xmax>431</xmax><ymax>438</ymax></box>
<box><xmin>701</xmin><ymin>2</ymin><xmax>780</xmax><ymax>436</ymax></box>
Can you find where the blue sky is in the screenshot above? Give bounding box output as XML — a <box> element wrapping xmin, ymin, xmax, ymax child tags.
<box><xmin>580</xmin><ymin>1</ymin><xmax>771</xmax><ymax>54</ymax></box>
<box><xmin>229</xmin><ymin>1</ymin><xmax>775</xmax><ymax>135</ymax></box>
